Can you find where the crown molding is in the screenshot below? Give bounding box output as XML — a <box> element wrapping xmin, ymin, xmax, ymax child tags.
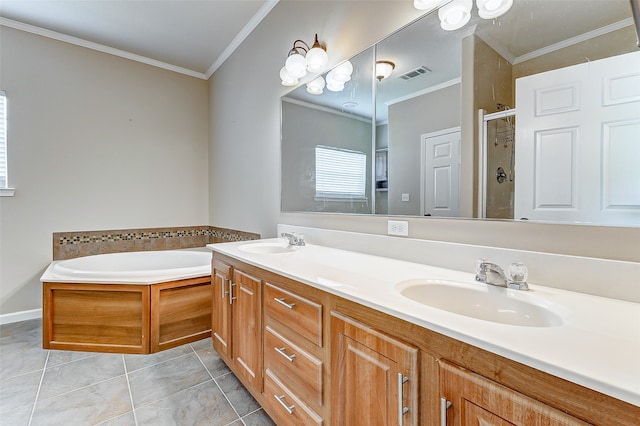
<box><xmin>512</xmin><ymin>17</ymin><xmax>634</xmax><ymax>65</ymax></box>
<box><xmin>206</xmin><ymin>0</ymin><xmax>279</xmax><ymax>78</ymax></box>
<box><xmin>1</xmin><ymin>17</ymin><xmax>209</xmax><ymax>79</ymax></box>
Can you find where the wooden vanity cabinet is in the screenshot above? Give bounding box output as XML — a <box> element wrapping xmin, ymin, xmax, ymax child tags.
<box><xmin>211</xmin><ymin>258</ymin><xmax>262</xmax><ymax>391</ymax></box>
<box><xmin>262</xmin><ymin>281</ymin><xmax>327</xmax><ymax>425</ymax></box>
<box><xmin>212</xmin><ymin>259</ymin><xmax>232</xmax><ymax>358</ymax></box>
<box><xmin>210</xmin><ymin>254</ymin><xmax>640</xmax><ymax>426</ymax></box>
<box><xmin>330</xmin><ymin>311</ymin><xmax>418</xmax><ymax>426</ymax></box>
<box><xmin>439</xmin><ymin>360</ymin><xmax>589</xmax><ymax>426</ymax></box>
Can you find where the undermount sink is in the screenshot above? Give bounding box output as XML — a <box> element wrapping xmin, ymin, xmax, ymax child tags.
<box><xmin>396</xmin><ymin>279</ymin><xmax>566</xmax><ymax>327</ymax></box>
<box><xmin>238</xmin><ymin>241</ymin><xmax>298</xmax><ymax>254</ymax></box>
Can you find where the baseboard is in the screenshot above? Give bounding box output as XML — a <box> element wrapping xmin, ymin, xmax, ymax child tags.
<box><xmin>0</xmin><ymin>308</ymin><xmax>42</xmax><ymax>325</ymax></box>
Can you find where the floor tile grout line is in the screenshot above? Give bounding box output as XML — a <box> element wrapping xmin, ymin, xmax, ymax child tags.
<box><xmin>33</xmin><ymin>372</ymin><xmax>130</xmax><ymax>404</ymax></box>
<box><xmin>129</xmin><ymin>377</ymin><xmax>217</xmax><ymax>412</ymax></box>
<box><xmin>124</xmin><ymin>350</ymin><xmax>195</xmax><ymax>374</ymax></box>
<box><xmin>27</xmin><ymin>349</ymin><xmax>50</xmax><ymax>426</ymax></box>
<box><xmin>45</xmin><ymin>352</ymin><xmax>98</xmax><ymax>369</ymax></box>
<box><xmin>193</xmin><ymin>346</ymin><xmax>244</xmax><ymax>421</ymax></box>
<box><xmin>122</xmin><ymin>353</ymin><xmax>139</xmax><ymax>426</ymax></box>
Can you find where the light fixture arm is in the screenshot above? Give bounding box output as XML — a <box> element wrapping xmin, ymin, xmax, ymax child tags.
<box><xmin>288</xmin><ymin>40</ymin><xmax>310</xmax><ymax>57</ymax></box>
<box><xmin>287</xmin><ymin>34</ymin><xmax>326</xmax><ymax>58</ymax></box>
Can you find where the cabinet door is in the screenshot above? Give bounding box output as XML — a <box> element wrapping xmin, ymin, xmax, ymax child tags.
<box><xmin>232</xmin><ymin>269</ymin><xmax>263</xmax><ymax>391</ymax></box>
<box><xmin>330</xmin><ymin>311</ymin><xmax>418</xmax><ymax>426</ymax></box>
<box><xmin>212</xmin><ymin>260</ymin><xmax>232</xmax><ymax>359</ymax></box>
<box><xmin>440</xmin><ymin>360</ymin><xmax>591</xmax><ymax>426</ymax></box>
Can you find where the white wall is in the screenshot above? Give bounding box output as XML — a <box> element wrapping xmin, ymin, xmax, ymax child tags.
<box><xmin>208</xmin><ymin>1</ymin><xmax>427</xmax><ymax>238</ymax></box>
<box><xmin>211</xmin><ymin>1</ymin><xmax>640</xmax><ymax>264</ymax></box>
<box><xmin>0</xmin><ymin>27</ymin><xmax>209</xmax><ymax>315</ymax></box>
<box><xmin>388</xmin><ymin>84</ymin><xmax>461</xmax><ymax>215</ymax></box>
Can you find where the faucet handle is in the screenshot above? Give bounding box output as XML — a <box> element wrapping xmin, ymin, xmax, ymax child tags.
<box><xmin>507</xmin><ymin>262</ymin><xmax>529</xmax><ymax>290</ymax></box>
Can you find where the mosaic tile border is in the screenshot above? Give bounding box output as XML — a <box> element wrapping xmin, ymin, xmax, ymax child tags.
<box><xmin>58</xmin><ymin>229</ymin><xmax>213</xmax><ymax>245</ymax></box>
<box><xmin>53</xmin><ymin>226</ymin><xmax>260</xmax><ymax>260</ymax></box>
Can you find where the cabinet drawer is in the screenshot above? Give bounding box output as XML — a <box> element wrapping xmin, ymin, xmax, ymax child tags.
<box><xmin>264</xmin><ymin>368</ymin><xmax>323</xmax><ymax>426</ymax></box>
<box><xmin>265</xmin><ymin>325</ymin><xmax>323</xmax><ymax>407</ymax></box>
<box><xmin>264</xmin><ymin>282</ymin><xmax>322</xmax><ymax>347</ymax></box>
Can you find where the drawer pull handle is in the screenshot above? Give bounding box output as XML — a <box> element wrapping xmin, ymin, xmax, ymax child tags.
<box><xmin>274</xmin><ymin>297</ymin><xmax>296</xmax><ymax>309</ymax></box>
<box><xmin>275</xmin><ymin>347</ymin><xmax>296</xmax><ymax>362</ymax></box>
<box><xmin>398</xmin><ymin>373</ymin><xmax>409</xmax><ymax>425</ymax></box>
<box><xmin>229</xmin><ymin>281</ymin><xmax>236</xmax><ymax>305</ymax></box>
<box><xmin>221</xmin><ymin>277</ymin><xmax>229</xmax><ymax>299</ymax></box>
<box><xmin>274</xmin><ymin>394</ymin><xmax>295</xmax><ymax>414</ymax></box>
<box><xmin>440</xmin><ymin>397</ymin><xmax>452</xmax><ymax>426</ymax></box>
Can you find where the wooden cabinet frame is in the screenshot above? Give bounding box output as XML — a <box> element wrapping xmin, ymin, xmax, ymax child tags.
<box><xmin>43</xmin><ymin>276</ymin><xmax>211</xmax><ymax>354</ymax></box>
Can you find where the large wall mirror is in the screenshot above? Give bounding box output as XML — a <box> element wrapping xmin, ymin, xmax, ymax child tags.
<box><xmin>281</xmin><ymin>0</ymin><xmax>640</xmax><ymax>227</ymax></box>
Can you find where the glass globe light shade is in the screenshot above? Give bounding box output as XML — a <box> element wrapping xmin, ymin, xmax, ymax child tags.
<box><xmin>476</xmin><ymin>0</ymin><xmax>513</xmax><ymax>19</ymax></box>
<box><xmin>375</xmin><ymin>61</ymin><xmax>395</xmax><ymax>81</ymax></box>
<box><xmin>280</xmin><ymin>66</ymin><xmax>298</xmax><ymax>86</ymax></box>
<box><xmin>306</xmin><ymin>46</ymin><xmax>328</xmax><ymax>73</ymax></box>
<box><xmin>413</xmin><ymin>0</ymin><xmax>444</xmax><ymax>10</ymax></box>
<box><xmin>325</xmin><ymin>72</ymin><xmax>345</xmax><ymax>92</ymax></box>
<box><xmin>285</xmin><ymin>53</ymin><xmax>308</xmax><ymax>79</ymax></box>
<box><xmin>306</xmin><ymin>76</ymin><xmax>326</xmax><ymax>95</ymax></box>
<box><xmin>438</xmin><ymin>0</ymin><xmax>472</xmax><ymax>31</ymax></box>
<box><xmin>331</xmin><ymin>60</ymin><xmax>354</xmax><ymax>83</ymax></box>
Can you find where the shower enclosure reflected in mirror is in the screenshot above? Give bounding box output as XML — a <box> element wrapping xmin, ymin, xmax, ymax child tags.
<box><xmin>281</xmin><ymin>0</ymin><xmax>640</xmax><ymax>227</ymax></box>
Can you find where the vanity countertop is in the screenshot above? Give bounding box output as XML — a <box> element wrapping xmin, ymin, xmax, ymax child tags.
<box><xmin>207</xmin><ymin>238</ymin><xmax>640</xmax><ymax>407</ymax></box>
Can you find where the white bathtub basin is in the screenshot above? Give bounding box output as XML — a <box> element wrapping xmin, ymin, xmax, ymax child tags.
<box><xmin>43</xmin><ymin>250</ymin><xmax>211</xmax><ymax>284</ymax></box>
<box><xmin>397</xmin><ymin>279</ymin><xmax>567</xmax><ymax>327</ymax></box>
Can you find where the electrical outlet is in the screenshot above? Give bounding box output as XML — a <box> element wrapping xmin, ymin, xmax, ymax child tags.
<box><xmin>387</xmin><ymin>220</ymin><xmax>409</xmax><ymax>236</ymax></box>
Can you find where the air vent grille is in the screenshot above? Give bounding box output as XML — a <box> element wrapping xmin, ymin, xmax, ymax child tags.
<box><xmin>400</xmin><ymin>66</ymin><xmax>432</xmax><ymax>80</ymax></box>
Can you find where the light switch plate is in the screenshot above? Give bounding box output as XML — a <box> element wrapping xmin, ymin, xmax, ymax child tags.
<box><xmin>388</xmin><ymin>220</ymin><xmax>409</xmax><ymax>236</ymax></box>
<box><xmin>401</xmin><ymin>193</ymin><xmax>410</xmax><ymax>202</ymax></box>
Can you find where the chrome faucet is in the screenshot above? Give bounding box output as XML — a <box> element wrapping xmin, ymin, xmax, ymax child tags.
<box><xmin>475</xmin><ymin>259</ymin><xmax>529</xmax><ymax>291</ymax></box>
<box><xmin>475</xmin><ymin>260</ymin><xmax>508</xmax><ymax>287</ymax></box>
<box><xmin>281</xmin><ymin>232</ymin><xmax>305</xmax><ymax>247</ymax></box>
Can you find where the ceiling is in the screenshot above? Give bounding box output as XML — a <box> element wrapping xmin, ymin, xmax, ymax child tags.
<box><xmin>0</xmin><ymin>0</ymin><xmax>278</xmax><ymax>79</ymax></box>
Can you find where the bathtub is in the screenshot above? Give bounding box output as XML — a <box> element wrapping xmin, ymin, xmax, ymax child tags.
<box><xmin>41</xmin><ymin>249</ymin><xmax>213</xmax><ymax>354</ymax></box>
<box><xmin>41</xmin><ymin>249</ymin><xmax>211</xmax><ymax>284</ymax></box>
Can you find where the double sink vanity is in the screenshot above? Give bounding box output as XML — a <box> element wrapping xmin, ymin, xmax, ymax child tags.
<box><xmin>207</xmin><ymin>228</ymin><xmax>640</xmax><ymax>425</ymax></box>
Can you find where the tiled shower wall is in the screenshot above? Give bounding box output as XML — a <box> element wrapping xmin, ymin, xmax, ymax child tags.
<box><xmin>53</xmin><ymin>226</ymin><xmax>260</xmax><ymax>260</ymax></box>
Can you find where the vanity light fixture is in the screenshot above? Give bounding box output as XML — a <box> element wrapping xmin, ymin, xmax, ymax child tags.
<box><xmin>325</xmin><ymin>60</ymin><xmax>354</xmax><ymax>92</ymax></box>
<box><xmin>375</xmin><ymin>61</ymin><xmax>395</xmax><ymax>81</ymax></box>
<box><xmin>476</xmin><ymin>0</ymin><xmax>513</xmax><ymax>19</ymax></box>
<box><xmin>306</xmin><ymin>76</ymin><xmax>326</xmax><ymax>95</ymax></box>
<box><xmin>413</xmin><ymin>0</ymin><xmax>446</xmax><ymax>11</ymax></box>
<box><xmin>280</xmin><ymin>34</ymin><xmax>328</xmax><ymax>86</ymax></box>
<box><xmin>415</xmin><ymin>0</ymin><xmax>513</xmax><ymax>31</ymax></box>
<box><xmin>438</xmin><ymin>0</ymin><xmax>472</xmax><ymax>31</ymax></box>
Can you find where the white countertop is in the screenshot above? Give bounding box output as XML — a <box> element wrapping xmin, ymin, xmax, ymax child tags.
<box><xmin>208</xmin><ymin>238</ymin><xmax>640</xmax><ymax>407</ymax></box>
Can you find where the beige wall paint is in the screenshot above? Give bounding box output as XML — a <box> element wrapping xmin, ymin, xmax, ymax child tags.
<box><xmin>0</xmin><ymin>27</ymin><xmax>209</xmax><ymax>315</ymax></box>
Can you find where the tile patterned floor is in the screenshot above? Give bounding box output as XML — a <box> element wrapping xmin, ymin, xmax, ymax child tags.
<box><xmin>0</xmin><ymin>319</ymin><xmax>276</xmax><ymax>426</ymax></box>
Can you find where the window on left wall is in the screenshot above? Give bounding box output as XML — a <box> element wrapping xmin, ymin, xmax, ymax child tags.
<box><xmin>0</xmin><ymin>90</ymin><xmax>13</xmax><ymax>196</ymax></box>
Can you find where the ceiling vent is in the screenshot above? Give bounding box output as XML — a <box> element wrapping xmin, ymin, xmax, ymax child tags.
<box><xmin>399</xmin><ymin>66</ymin><xmax>432</xmax><ymax>80</ymax></box>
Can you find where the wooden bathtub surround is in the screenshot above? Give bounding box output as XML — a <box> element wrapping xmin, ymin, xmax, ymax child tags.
<box><xmin>211</xmin><ymin>252</ymin><xmax>640</xmax><ymax>426</ymax></box>
<box><xmin>43</xmin><ymin>276</ymin><xmax>211</xmax><ymax>354</ymax></box>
